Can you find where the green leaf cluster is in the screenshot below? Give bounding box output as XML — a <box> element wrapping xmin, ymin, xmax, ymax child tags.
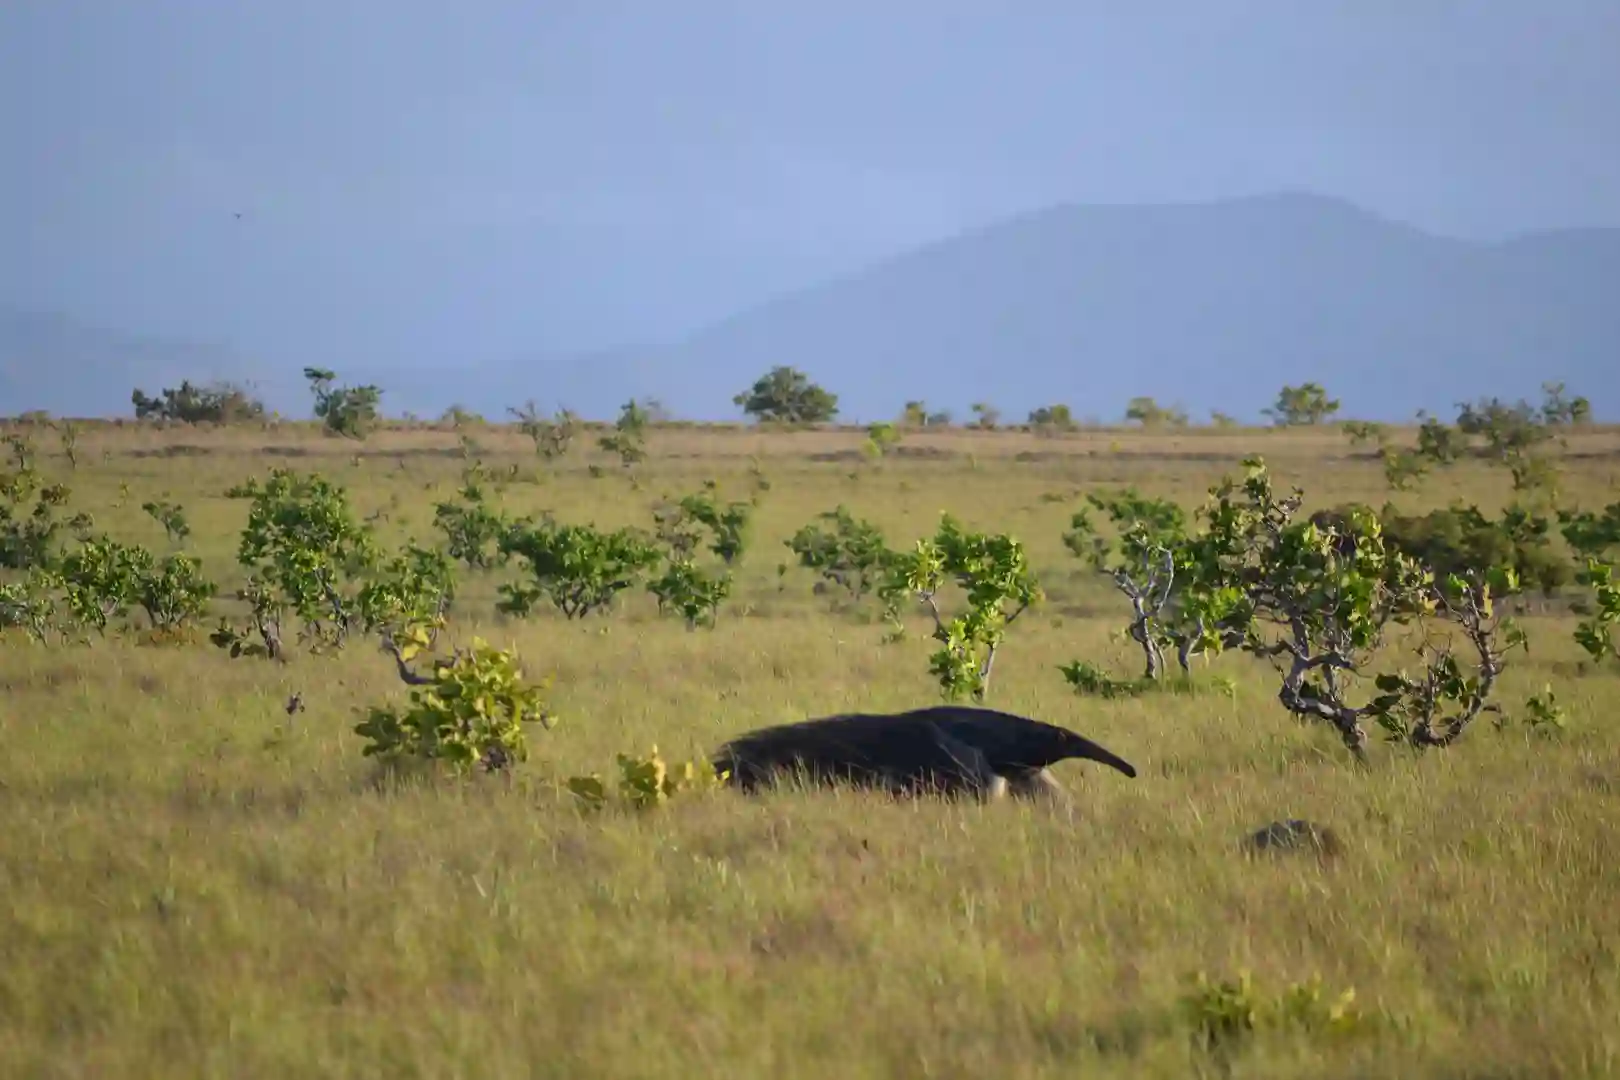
<box><xmin>355</xmin><ymin>628</ymin><xmax>556</xmax><ymax>772</ymax></box>
<box><xmin>305</xmin><ymin>367</ymin><xmax>382</xmax><ymax>439</ymax></box>
<box><xmin>432</xmin><ymin>480</ymin><xmax>511</xmax><ymax>570</ymax></box>
<box><xmin>785</xmin><ymin>506</ymin><xmax>904</xmax><ymax>607</ymax></box>
<box><xmin>48</xmin><ymin>535</ymin><xmax>216</xmax><ymax>636</ymax></box>
<box><xmin>497</xmin><ymin>518</ymin><xmax>661</xmax><ymax>619</ymax></box>
<box><xmin>887</xmin><ymin>514</ymin><xmax>1042</xmax><ymax>701</ymax></box>
<box><xmin>0</xmin><ymin>434</ymin><xmax>92</xmax><ymax>571</ymax></box>
<box><xmin>646</xmin><ymin>483</ymin><xmax>755</xmax><ymax>629</ymax></box>
<box><xmin>1573</xmin><ymin>560</ymin><xmax>1620</xmax><ymax>663</ymax></box>
<box><xmin>566</xmin><ymin>746</ymin><xmax>728</xmax><ymax>811</ymax></box>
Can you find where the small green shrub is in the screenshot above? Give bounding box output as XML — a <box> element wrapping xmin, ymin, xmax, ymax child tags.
<box><xmin>0</xmin><ymin>569</ymin><xmax>60</xmax><ymax>642</ymax></box>
<box><xmin>597</xmin><ymin>399</ymin><xmax>650</xmax><ymax>469</ymax></box>
<box><xmin>355</xmin><ymin>626</ymin><xmax>556</xmax><ymax>773</ymax></box>
<box><xmin>1558</xmin><ymin>502</ymin><xmax>1620</xmax><ymax>560</ymax></box>
<box><xmin>53</xmin><ymin>536</ymin><xmax>144</xmax><ymax>634</ymax></box>
<box><xmin>132</xmin><ymin>552</ymin><xmax>217</xmax><ymax>633</ymax></box>
<box><xmin>1</xmin><ymin>434</ymin><xmax>92</xmax><ymax>570</ymax></box>
<box><xmin>647</xmin><ymin>557</ymin><xmax>733</xmax><ymax>630</ymax></box>
<box><xmin>566</xmin><ymin>746</ymin><xmax>729</xmax><ymax>811</ymax></box>
<box><xmin>131</xmin><ymin>380</ymin><xmax>266</xmax><ymax>424</ymax></box>
<box><xmin>785</xmin><ymin>506</ymin><xmax>903</xmax><ymax>608</ymax></box>
<box><xmin>140</xmin><ymin>499</ymin><xmax>191</xmax><ymax>545</ymax></box>
<box><xmin>357</xmin><ymin>542</ymin><xmax>456</xmax><ymax>639</ymax></box>
<box><xmin>884</xmin><ymin>514</ymin><xmax>1043</xmax><ymax>701</ymax></box>
<box><xmin>508</xmin><ymin>402</ymin><xmax>580</xmax><ymax>460</ymax></box>
<box><xmin>305</xmin><ymin>367</ymin><xmax>382</xmax><ymax>439</ymax></box>
<box><xmin>496</xmin><ymin>518</ymin><xmax>661</xmax><ymax>619</ymax></box>
<box><xmin>1517</xmin><ymin>685</ymin><xmax>1568</xmax><ymax>732</ymax></box>
<box><xmin>37</xmin><ymin>534</ymin><xmax>217</xmax><ymax>637</ymax></box>
<box><xmin>432</xmin><ymin>480</ymin><xmax>510</xmax><ymax>570</ymax></box>
<box><xmin>1340</xmin><ymin>420</ymin><xmax>1386</xmax><ymax>448</ymax></box>
<box><xmin>1379</xmin><ymin>446</ymin><xmax>1430</xmax><ymax>491</ymax></box>
<box><xmin>212</xmin><ymin>468</ymin><xmax>380</xmax><ymax>658</ymax></box>
<box><xmin>645</xmin><ymin>484</ymin><xmax>754</xmax><ymax>628</ymax></box>
<box><xmin>1573</xmin><ymin>560</ymin><xmax>1619</xmax><ymax>664</ymax></box>
<box><xmin>1180</xmin><ymin>970</ymin><xmax>1367</xmax><ymax>1053</ymax></box>
<box><xmin>1061</xmin><ymin>487</ymin><xmax>1214</xmax><ymax>681</ymax></box>
<box><xmin>863</xmin><ymin>421</ymin><xmax>901</xmax><ymax>461</ymax></box>
<box><xmin>1057</xmin><ymin>660</ymin><xmax>1148</xmax><ymax>699</ymax></box>
<box><xmin>1353</xmin><ymin>502</ymin><xmax>1570</xmax><ymax>594</ymax></box>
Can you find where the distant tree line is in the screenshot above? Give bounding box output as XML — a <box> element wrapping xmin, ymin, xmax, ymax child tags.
<box><xmin>95</xmin><ymin>364</ymin><xmax>1594</xmax><ymax>442</ymax></box>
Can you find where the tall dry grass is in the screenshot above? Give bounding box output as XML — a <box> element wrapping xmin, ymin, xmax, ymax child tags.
<box><xmin>2</xmin><ymin>421</ymin><xmax>1618</xmax><ymax>1078</ymax></box>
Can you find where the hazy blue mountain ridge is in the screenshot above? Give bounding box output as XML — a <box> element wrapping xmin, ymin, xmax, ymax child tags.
<box><xmin>4</xmin><ymin>193</ymin><xmax>1616</xmax><ymax>423</ymax></box>
<box><xmin>635</xmin><ymin>193</ymin><xmax>1619</xmax><ymax>422</ymax></box>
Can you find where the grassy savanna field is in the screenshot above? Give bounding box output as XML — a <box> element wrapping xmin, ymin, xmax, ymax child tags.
<box><xmin>4</xmin><ymin>419</ymin><xmax>1620</xmax><ymax>1079</ymax></box>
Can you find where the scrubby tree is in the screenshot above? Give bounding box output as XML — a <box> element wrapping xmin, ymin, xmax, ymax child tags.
<box><xmin>54</xmin><ymin>420</ymin><xmax>81</xmax><ymax>470</ymax></box>
<box><xmin>882</xmin><ymin>515</ymin><xmax>1043</xmax><ymax>701</ymax></box>
<box><xmin>131</xmin><ymin>380</ymin><xmax>266</xmax><ymax>424</ymax></box>
<box><xmin>1340</xmin><ymin>421</ymin><xmax>1386</xmax><ymax>449</ymax></box>
<box><xmin>900</xmin><ymin>401</ymin><xmax>950</xmax><ymax>428</ymax></box>
<box><xmin>1558</xmin><ymin>501</ymin><xmax>1620</xmax><ymax>563</ymax></box>
<box><xmin>1027</xmin><ymin>404</ymin><xmax>1077</xmax><ymax>435</ymax></box>
<box><xmin>1061</xmin><ymin>489</ymin><xmax>1226</xmax><ymax>681</ymax></box>
<box><xmin>1454</xmin><ymin>396</ymin><xmax>1553</xmax><ymax>462</ymax></box>
<box><xmin>863</xmin><ymin>421</ymin><xmax>902</xmax><ymax>462</ymax></box>
<box><xmin>440</xmin><ymin>405</ymin><xmax>484</xmax><ymax>428</ymax></box>
<box><xmin>733</xmin><ymin>366</ymin><xmax>839</xmax><ymax>424</ymax></box>
<box><xmin>305</xmin><ymin>367</ymin><xmax>382</xmax><ymax>439</ymax></box>
<box><xmin>1174</xmin><ymin>458</ymin><xmax>1527</xmax><ymax>756</ymax></box>
<box><xmin>361</xmin><ymin>624</ymin><xmax>557</xmax><ymax>774</ymax></box>
<box><xmin>1539</xmin><ymin>381</ymin><xmax>1592</xmax><ymax>427</ymax></box>
<box><xmin>432</xmin><ymin>480</ymin><xmax>511</xmax><ymax>570</ymax></box>
<box><xmin>1557</xmin><ymin>501</ymin><xmax>1620</xmax><ymax>666</ymax></box>
<box><xmin>1370</xmin><ymin>503</ymin><xmax>1569</xmax><ymax>595</ymax></box>
<box><xmin>1125</xmin><ymin>397</ymin><xmax>1189</xmax><ymax>428</ymax></box>
<box><xmin>786</xmin><ymin>506</ymin><xmax>905</xmax><ymax>610</ymax></box>
<box><xmin>647</xmin><ymin>482</ymin><xmax>755</xmax><ymax>629</ymax></box>
<box><xmin>209</xmin><ymin>468</ymin><xmax>449</xmax><ymax>659</ymax></box>
<box><xmin>508</xmin><ymin>401</ymin><xmax>580</xmax><ymax>460</ymax></box>
<box><xmin>1263</xmin><ymin>383</ymin><xmax>1340</xmax><ymax>426</ymax></box>
<box><xmin>1452</xmin><ymin>384</ymin><xmax>1583</xmax><ymax>497</ymax></box>
<box><xmin>1573</xmin><ymin>561</ymin><xmax>1620</xmax><ymax>665</ymax></box>
<box><xmin>1414</xmin><ymin>412</ymin><xmax>1464</xmax><ymax>464</ymax></box>
<box><xmin>1</xmin><ymin>433</ymin><xmax>92</xmax><ymax>571</ymax></box>
<box><xmin>598</xmin><ymin>399</ymin><xmax>650</xmax><ymax>469</ymax></box>
<box><xmin>496</xmin><ymin>517</ymin><xmax>661</xmax><ymax>620</ymax></box>
<box><xmin>55</xmin><ymin>536</ymin><xmax>217</xmax><ymax>636</ymax></box>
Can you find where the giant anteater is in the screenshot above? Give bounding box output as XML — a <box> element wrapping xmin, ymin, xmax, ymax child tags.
<box><xmin>712</xmin><ymin>704</ymin><xmax>1137</xmax><ymax>801</ymax></box>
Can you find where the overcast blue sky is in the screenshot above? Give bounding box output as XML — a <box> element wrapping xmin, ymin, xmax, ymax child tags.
<box><xmin>4</xmin><ymin>1</ymin><xmax>1618</xmax><ymax>375</ymax></box>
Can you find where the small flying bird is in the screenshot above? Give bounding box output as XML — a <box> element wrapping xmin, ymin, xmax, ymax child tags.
<box><xmin>285</xmin><ymin>692</ymin><xmax>305</xmax><ymax>717</ymax></box>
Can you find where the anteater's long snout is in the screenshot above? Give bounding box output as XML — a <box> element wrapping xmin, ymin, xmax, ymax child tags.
<box><xmin>1068</xmin><ymin>734</ymin><xmax>1138</xmax><ymax>779</ymax></box>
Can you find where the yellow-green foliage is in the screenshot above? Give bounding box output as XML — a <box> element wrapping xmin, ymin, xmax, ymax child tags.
<box><xmin>354</xmin><ymin>625</ymin><xmax>557</xmax><ymax>771</ymax></box>
<box><xmin>1181</xmin><ymin>970</ymin><xmax>1370</xmax><ymax>1051</ymax></box>
<box><xmin>2</xmin><ymin>418</ymin><xmax>1620</xmax><ymax>1078</ymax></box>
<box><xmin>567</xmin><ymin>745</ymin><xmax>729</xmax><ymax>811</ymax></box>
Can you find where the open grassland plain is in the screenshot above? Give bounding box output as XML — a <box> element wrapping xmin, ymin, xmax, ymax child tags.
<box><xmin>4</xmin><ymin>421</ymin><xmax>1620</xmax><ymax>1079</ymax></box>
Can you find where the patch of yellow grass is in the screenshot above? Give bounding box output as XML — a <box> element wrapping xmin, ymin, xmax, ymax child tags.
<box><xmin>2</xmin><ymin>423</ymin><xmax>1618</xmax><ymax>1078</ymax></box>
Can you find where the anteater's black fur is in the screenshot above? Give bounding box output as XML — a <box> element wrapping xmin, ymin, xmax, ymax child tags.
<box><xmin>712</xmin><ymin>705</ymin><xmax>1137</xmax><ymax>800</ymax></box>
